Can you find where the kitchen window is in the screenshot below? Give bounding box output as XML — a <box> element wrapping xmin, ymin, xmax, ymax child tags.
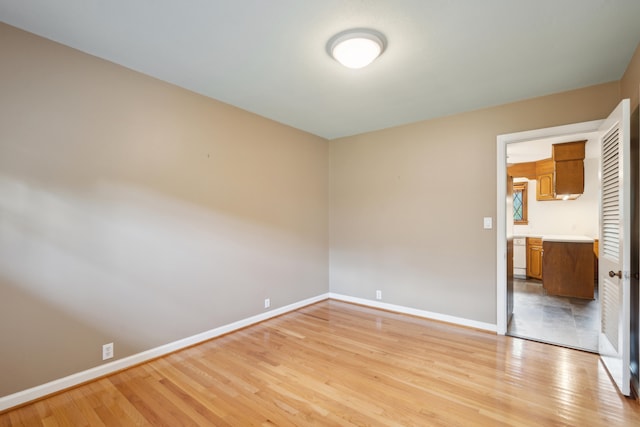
<box><xmin>513</xmin><ymin>182</ymin><xmax>528</xmax><ymax>224</ymax></box>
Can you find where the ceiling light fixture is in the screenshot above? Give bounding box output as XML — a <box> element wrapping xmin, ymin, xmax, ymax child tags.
<box><xmin>327</xmin><ymin>28</ymin><xmax>387</xmax><ymax>69</ymax></box>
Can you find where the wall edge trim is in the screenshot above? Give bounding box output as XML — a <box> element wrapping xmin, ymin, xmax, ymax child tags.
<box><xmin>329</xmin><ymin>293</ymin><xmax>497</xmax><ymax>332</ymax></box>
<box><xmin>0</xmin><ymin>293</ymin><xmax>330</xmax><ymax>412</ymax></box>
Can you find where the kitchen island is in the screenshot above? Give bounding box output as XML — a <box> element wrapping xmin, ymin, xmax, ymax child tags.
<box><xmin>541</xmin><ymin>235</ymin><xmax>595</xmax><ymax>299</ymax></box>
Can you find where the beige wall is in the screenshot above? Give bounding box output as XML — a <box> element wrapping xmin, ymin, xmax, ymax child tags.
<box><xmin>2</xmin><ymin>19</ymin><xmax>638</xmax><ymax>400</ymax></box>
<box><xmin>329</xmin><ymin>82</ymin><xmax>620</xmax><ymax>323</ymax></box>
<box><xmin>0</xmin><ymin>23</ymin><xmax>329</xmax><ymax>396</ymax></box>
<box><xmin>621</xmin><ymin>42</ymin><xmax>640</xmax><ymax>108</ymax></box>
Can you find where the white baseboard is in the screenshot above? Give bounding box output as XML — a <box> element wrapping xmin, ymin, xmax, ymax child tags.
<box><xmin>0</xmin><ymin>293</ymin><xmax>330</xmax><ymax>412</ymax></box>
<box><xmin>1</xmin><ymin>292</ymin><xmax>496</xmax><ymax>411</ymax></box>
<box><xmin>329</xmin><ymin>293</ymin><xmax>497</xmax><ymax>332</ymax></box>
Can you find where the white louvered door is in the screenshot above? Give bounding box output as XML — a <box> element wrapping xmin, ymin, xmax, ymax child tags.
<box><xmin>599</xmin><ymin>99</ymin><xmax>631</xmax><ymax>396</ymax></box>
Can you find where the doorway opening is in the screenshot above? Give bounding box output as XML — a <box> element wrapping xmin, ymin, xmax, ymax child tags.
<box><xmin>505</xmin><ymin>135</ymin><xmax>601</xmax><ymax>352</ymax></box>
<box><xmin>497</xmin><ymin>100</ymin><xmax>637</xmax><ymax>397</ymax></box>
<box><xmin>496</xmin><ymin>119</ymin><xmax>604</xmax><ymax>338</ymax></box>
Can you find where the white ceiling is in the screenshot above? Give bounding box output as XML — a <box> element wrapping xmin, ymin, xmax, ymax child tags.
<box><xmin>1</xmin><ymin>0</ymin><xmax>640</xmax><ymax>140</ymax></box>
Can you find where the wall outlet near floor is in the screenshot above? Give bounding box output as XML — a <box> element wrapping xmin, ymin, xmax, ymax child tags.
<box><xmin>102</xmin><ymin>342</ymin><xmax>114</xmax><ymax>361</ymax></box>
<box><xmin>264</xmin><ymin>298</ymin><xmax>271</xmax><ymax>309</ymax></box>
<box><xmin>376</xmin><ymin>290</ymin><xmax>382</xmax><ymax>300</ymax></box>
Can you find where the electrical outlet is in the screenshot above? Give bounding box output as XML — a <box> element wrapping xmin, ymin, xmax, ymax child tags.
<box><xmin>376</xmin><ymin>290</ymin><xmax>382</xmax><ymax>300</ymax></box>
<box><xmin>102</xmin><ymin>342</ymin><xmax>114</xmax><ymax>361</ymax></box>
<box><xmin>264</xmin><ymin>298</ymin><xmax>270</xmax><ymax>309</ymax></box>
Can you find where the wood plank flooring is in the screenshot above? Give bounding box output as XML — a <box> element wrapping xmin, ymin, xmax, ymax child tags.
<box><xmin>2</xmin><ymin>299</ymin><xmax>640</xmax><ymax>426</ymax></box>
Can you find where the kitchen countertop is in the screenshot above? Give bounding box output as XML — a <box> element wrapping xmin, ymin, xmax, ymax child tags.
<box><xmin>542</xmin><ymin>235</ymin><xmax>594</xmax><ymax>243</ymax></box>
<box><xmin>514</xmin><ymin>234</ymin><xmax>595</xmax><ymax>243</ymax></box>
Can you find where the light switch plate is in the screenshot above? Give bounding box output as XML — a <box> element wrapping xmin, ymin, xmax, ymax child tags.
<box><xmin>483</xmin><ymin>217</ymin><xmax>492</xmax><ymax>229</ymax></box>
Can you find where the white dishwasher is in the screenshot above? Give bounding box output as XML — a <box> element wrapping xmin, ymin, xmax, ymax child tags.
<box><xmin>513</xmin><ymin>237</ymin><xmax>526</xmax><ymax>278</ymax></box>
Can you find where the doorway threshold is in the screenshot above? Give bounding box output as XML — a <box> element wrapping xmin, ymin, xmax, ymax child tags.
<box><xmin>507</xmin><ymin>331</ymin><xmax>598</xmax><ymax>354</ymax></box>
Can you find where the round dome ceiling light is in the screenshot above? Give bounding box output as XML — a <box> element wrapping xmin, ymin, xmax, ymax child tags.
<box><xmin>327</xmin><ymin>28</ymin><xmax>387</xmax><ymax>69</ymax></box>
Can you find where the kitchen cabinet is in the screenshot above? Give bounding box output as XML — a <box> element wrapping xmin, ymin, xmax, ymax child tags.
<box><xmin>542</xmin><ymin>237</ymin><xmax>594</xmax><ymax>299</ymax></box>
<box><xmin>535</xmin><ymin>159</ymin><xmax>555</xmax><ymax>201</ymax></box>
<box><xmin>526</xmin><ymin>237</ymin><xmax>543</xmax><ymax>280</ymax></box>
<box><xmin>534</xmin><ymin>140</ymin><xmax>586</xmax><ymax>201</ymax></box>
<box><xmin>593</xmin><ymin>239</ymin><xmax>599</xmax><ymax>282</ymax></box>
<box><xmin>553</xmin><ymin>140</ymin><xmax>585</xmax><ymax>196</ymax></box>
<box><xmin>507</xmin><ymin>161</ymin><xmax>536</xmax><ymax>179</ymax></box>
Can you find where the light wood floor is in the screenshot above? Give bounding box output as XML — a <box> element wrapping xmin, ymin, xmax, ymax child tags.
<box><xmin>2</xmin><ymin>300</ymin><xmax>640</xmax><ymax>426</ymax></box>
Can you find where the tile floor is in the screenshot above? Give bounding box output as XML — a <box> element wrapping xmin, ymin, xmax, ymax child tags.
<box><xmin>507</xmin><ymin>278</ymin><xmax>599</xmax><ymax>352</ymax></box>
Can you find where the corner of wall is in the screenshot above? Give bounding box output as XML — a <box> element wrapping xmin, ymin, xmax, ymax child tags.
<box><xmin>621</xmin><ymin>41</ymin><xmax>640</xmax><ymax>110</ymax></box>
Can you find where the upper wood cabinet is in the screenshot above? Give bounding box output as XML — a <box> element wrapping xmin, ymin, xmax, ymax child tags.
<box><xmin>507</xmin><ymin>161</ymin><xmax>536</xmax><ymax>180</ymax></box>
<box><xmin>507</xmin><ymin>140</ymin><xmax>587</xmax><ymax>200</ymax></box>
<box><xmin>509</xmin><ymin>140</ymin><xmax>586</xmax><ymax>201</ymax></box>
<box><xmin>535</xmin><ymin>158</ymin><xmax>555</xmax><ymax>200</ymax></box>
<box><xmin>552</xmin><ymin>140</ymin><xmax>585</xmax><ymax>198</ymax></box>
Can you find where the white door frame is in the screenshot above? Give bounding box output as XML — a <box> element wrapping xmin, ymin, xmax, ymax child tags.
<box><xmin>496</xmin><ymin>119</ymin><xmax>604</xmax><ymax>334</ymax></box>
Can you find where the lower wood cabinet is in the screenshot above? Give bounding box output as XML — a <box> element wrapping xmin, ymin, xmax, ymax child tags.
<box><xmin>526</xmin><ymin>237</ymin><xmax>543</xmax><ymax>280</ymax></box>
<box><xmin>594</xmin><ymin>239</ymin><xmax>599</xmax><ymax>282</ymax></box>
<box><xmin>542</xmin><ymin>240</ymin><xmax>594</xmax><ymax>299</ymax></box>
